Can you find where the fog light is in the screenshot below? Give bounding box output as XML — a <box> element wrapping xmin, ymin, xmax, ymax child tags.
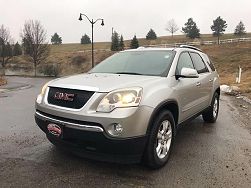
<box><xmin>107</xmin><ymin>123</ymin><xmax>123</xmax><ymax>136</ymax></box>
<box><xmin>114</xmin><ymin>123</ymin><xmax>123</xmax><ymax>133</ymax></box>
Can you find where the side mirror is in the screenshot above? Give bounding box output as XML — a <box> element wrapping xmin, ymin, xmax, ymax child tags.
<box><xmin>176</xmin><ymin>68</ymin><xmax>199</xmax><ymax>79</ymax></box>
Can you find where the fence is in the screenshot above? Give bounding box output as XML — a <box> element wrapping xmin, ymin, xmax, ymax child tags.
<box><xmin>76</xmin><ymin>37</ymin><xmax>251</xmax><ymax>52</ymax></box>
<box><xmin>143</xmin><ymin>37</ymin><xmax>251</xmax><ymax>48</ymax></box>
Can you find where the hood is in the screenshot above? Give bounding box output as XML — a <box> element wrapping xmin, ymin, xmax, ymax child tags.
<box><xmin>48</xmin><ymin>73</ymin><xmax>161</xmax><ymax>92</ymax></box>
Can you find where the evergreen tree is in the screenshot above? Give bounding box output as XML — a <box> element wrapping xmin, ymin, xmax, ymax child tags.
<box><xmin>234</xmin><ymin>21</ymin><xmax>246</xmax><ymax>36</ymax></box>
<box><xmin>182</xmin><ymin>18</ymin><xmax>200</xmax><ymax>39</ymax></box>
<box><xmin>211</xmin><ymin>16</ymin><xmax>227</xmax><ymax>44</ymax></box>
<box><xmin>130</xmin><ymin>35</ymin><xmax>139</xmax><ymax>49</ymax></box>
<box><xmin>0</xmin><ymin>42</ymin><xmax>12</xmax><ymax>61</ymax></box>
<box><xmin>5</xmin><ymin>42</ymin><xmax>12</xmax><ymax>58</ymax></box>
<box><xmin>51</xmin><ymin>33</ymin><xmax>62</xmax><ymax>45</ymax></box>
<box><xmin>22</xmin><ymin>37</ymin><xmax>32</xmax><ymax>55</ymax></box>
<box><xmin>146</xmin><ymin>29</ymin><xmax>157</xmax><ymax>40</ymax></box>
<box><xmin>119</xmin><ymin>35</ymin><xmax>125</xmax><ymax>51</ymax></box>
<box><xmin>13</xmin><ymin>42</ymin><xmax>22</xmax><ymax>56</ymax></box>
<box><xmin>0</xmin><ymin>25</ymin><xmax>13</xmax><ymax>71</ymax></box>
<box><xmin>111</xmin><ymin>31</ymin><xmax>119</xmax><ymax>51</ymax></box>
<box><xmin>0</xmin><ymin>37</ymin><xmax>3</xmax><ymax>60</ymax></box>
<box><xmin>81</xmin><ymin>34</ymin><xmax>91</xmax><ymax>44</ymax></box>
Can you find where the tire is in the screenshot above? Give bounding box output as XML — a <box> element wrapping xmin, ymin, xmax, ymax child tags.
<box><xmin>202</xmin><ymin>92</ymin><xmax>219</xmax><ymax>123</ymax></box>
<box><xmin>143</xmin><ymin>110</ymin><xmax>175</xmax><ymax>169</ymax></box>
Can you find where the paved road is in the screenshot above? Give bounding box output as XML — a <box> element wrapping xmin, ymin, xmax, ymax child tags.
<box><xmin>0</xmin><ymin>77</ymin><xmax>250</xmax><ymax>188</ymax></box>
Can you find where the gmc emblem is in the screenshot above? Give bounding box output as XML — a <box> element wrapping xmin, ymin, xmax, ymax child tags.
<box><xmin>54</xmin><ymin>92</ymin><xmax>75</xmax><ymax>101</ymax></box>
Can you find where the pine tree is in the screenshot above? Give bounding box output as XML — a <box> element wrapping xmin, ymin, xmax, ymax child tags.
<box><xmin>211</xmin><ymin>16</ymin><xmax>227</xmax><ymax>44</ymax></box>
<box><xmin>119</xmin><ymin>35</ymin><xmax>124</xmax><ymax>51</ymax></box>
<box><xmin>22</xmin><ymin>37</ymin><xmax>32</xmax><ymax>55</ymax></box>
<box><xmin>234</xmin><ymin>21</ymin><xmax>246</xmax><ymax>36</ymax></box>
<box><xmin>111</xmin><ymin>31</ymin><xmax>119</xmax><ymax>51</ymax></box>
<box><xmin>81</xmin><ymin>34</ymin><xmax>91</xmax><ymax>44</ymax></box>
<box><xmin>146</xmin><ymin>29</ymin><xmax>157</xmax><ymax>40</ymax></box>
<box><xmin>182</xmin><ymin>18</ymin><xmax>200</xmax><ymax>39</ymax></box>
<box><xmin>13</xmin><ymin>42</ymin><xmax>22</xmax><ymax>56</ymax></box>
<box><xmin>130</xmin><ymin>35</ymin><xmax>139</xmax><ymax>49</ymax></box>
<box><xmin>51</xmin><ymin>33</ymin><xmax>62</xmax><ymax>45</ymax></box>
<box><xmin>0</xmin><ymin>25</ymin><xmax>13</xmax><ymax>70</ymax></box>
<box><xmin>5</xmin><ymin>42</ymin><xmax>12</xmax><ymax>58</ymax></box>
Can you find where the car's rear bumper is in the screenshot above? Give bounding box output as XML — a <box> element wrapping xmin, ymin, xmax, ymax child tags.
<box><xmin>35</xmin><ymin>111</ymin><xmax>147</xmax><ymax>164</ymax></box>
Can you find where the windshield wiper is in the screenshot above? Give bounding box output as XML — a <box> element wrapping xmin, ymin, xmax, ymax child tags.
<box><xmin>115</xmin><ymin>72</ymin><xmax>143</xmax><ymax>75</ymax></box>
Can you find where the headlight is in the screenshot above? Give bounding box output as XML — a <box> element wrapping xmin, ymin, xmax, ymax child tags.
<box><xmin>41</xmin><ymin>82</ymin><xmax>49</xmax><ymax>96</ymax></box>
<box><xmin>36</xmin><ymin>82</ymin><xmax>49</xmax><ymax>104</ymax></box>
<box><xmin>97</xmin><ymin>87</ymin><xmax>143</xmax><ymax>112</ymax></box>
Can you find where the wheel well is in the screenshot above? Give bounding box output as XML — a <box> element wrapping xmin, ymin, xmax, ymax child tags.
<box><xmin>147</xmin><ymin>101</ymin><xmax>179</xmax><ymax>134</ymax></box>
<box><xmin>215</xmin><ymin>87</ymin><xmax>220</xmax><ymax>96</ymax></box>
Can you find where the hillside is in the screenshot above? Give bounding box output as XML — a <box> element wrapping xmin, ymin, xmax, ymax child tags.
<box><xmin>4</xmin><ymin>33</ymin><xmax>251</xmax><ymax>98</ymax></box>
<box><xmin>201</xmin><ymin>43</ymin><xmax>251</xmax><ymax>98</ymax></box>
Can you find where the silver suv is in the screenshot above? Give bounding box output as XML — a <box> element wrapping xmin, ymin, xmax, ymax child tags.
<box><xmin>35</xmin><ymin>45</ymin><xmax>220</xmax><ymax>169</ymax></box>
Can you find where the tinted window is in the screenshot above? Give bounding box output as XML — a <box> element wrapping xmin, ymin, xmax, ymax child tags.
<box><xmin>91</xmin><ymin>51</ymin><xmax>175</xmax><ymax>76</ymax></box>
<box><xmin>176</xmin><ymin>52</ymin><xmax>195</xmax><ymax>75</ymax></box>
<box><xmin>208</xmin><ymin>60</ymin><xmax>216</xmax><ymax>71</ymax></box>
<box><xmin>201</xmin><ymin>54</ymin><xmax>215</xmax><ymax>71</ymax></box>
<box><xmin>190</xmin><ymin>52</ymin><xmax>209</xmax><ymax>74</ymax></box>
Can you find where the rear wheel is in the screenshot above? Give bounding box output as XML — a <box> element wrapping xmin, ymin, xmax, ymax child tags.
<box><xmin>202</xmin><ymin>92</ymin><xmax>219</xmax><ymax>123</ymax></box>
<box><xmin>144</xmin><ymin>110</ymin><xmax>175</xmax><ymax>169</ymax></box>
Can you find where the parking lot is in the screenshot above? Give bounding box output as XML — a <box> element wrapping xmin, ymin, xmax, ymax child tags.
<box><xmin>0</xmin><ymin>77</ymin><xmax>250</xmax><ymax>187</ymax></box>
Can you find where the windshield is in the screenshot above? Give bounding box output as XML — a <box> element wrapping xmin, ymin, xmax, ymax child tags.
<box><xmin>90</xmin><ymin>50</ymin><xmax>175</xmax><ymax>76</ymax></box>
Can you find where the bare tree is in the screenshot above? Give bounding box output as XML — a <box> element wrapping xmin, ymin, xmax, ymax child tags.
<box><xmin>21</xmin><ymin>20</ymin><xmax>50</xmax><ymax>76</ymax></box>
<box><xmin>0</xmin><ymin>25</ymin><xmax>13</xmax><ymax>72</ymax></box>
<box><xmin>165</xmin><ymin>19</ymin><xmax>179</xmax><ymax>37</ymax></box>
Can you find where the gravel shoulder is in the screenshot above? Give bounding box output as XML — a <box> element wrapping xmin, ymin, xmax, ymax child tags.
<box><xmin>225</xmin><ymin>94</ymin><xmax>251</xmax><ymax>133</ymax></box>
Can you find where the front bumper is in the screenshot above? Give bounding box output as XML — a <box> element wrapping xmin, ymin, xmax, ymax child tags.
<box><xmin>35</xmin><ymin>111</ymin><xmax>147</xmax><ymax>163</ymax></box>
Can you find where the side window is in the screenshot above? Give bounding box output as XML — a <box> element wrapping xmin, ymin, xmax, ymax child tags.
<box><xmin>208</xmin><ymin>60</ymin><xmax>216</xmax><ymax>71</ymax></box>
<box><xmin>207</xmin><ymin>57</ymin><xmax>216</xmax><ymax>71</ymax></box>
<box><xmin>176</xmin><ymin>52</ymin><xmax>195</xmax><ymax>75</ymax></box>
<box><xmin>202</xmin><ymin>54</ymin><xmax>216</xmax><ymax>71</ymax></box>
<box><xmin>190</xmin><ymin>52</ymin><xmax>209</xmax><ymax>74</ymax></box>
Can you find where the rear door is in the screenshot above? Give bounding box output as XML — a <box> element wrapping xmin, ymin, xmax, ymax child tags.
<box><xmin>189</xmin><ymin>52</ymin><xmax>212</xmax><ymax>110</ymax></box>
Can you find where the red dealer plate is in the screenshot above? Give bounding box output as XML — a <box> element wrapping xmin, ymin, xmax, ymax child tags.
<box><xmin>47</xmin><ymin>123</ymin><xmax>62</xmax><ymax>137</ymax></box>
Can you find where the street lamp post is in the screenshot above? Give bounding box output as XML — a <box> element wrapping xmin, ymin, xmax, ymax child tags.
<box><xmin>79</xmin><ymin>13</ymin><xmax>104</xmax><ymax>68</ymax></box>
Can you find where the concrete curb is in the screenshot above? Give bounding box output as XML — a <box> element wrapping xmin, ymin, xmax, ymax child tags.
<box><xmin>0</xmin><ymin>84</ymin><xmax>32</xmax><ymax>93</ymax></box>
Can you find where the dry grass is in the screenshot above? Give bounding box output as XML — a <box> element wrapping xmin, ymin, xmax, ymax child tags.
<box><xmin>50</xmin><ymin>33</ymin><xmax>251</xmax><ymax>52</ymax></box>
<box><xmin>5</xmin><ymin>33</ymin><xmax>251</xmax><ymax>98</ymax></box>
<box><xmin>0</xmin><ymin>76</ymin><xmax>7</xmax><ymax>86</ymax></box>
<box><xmin>201</xmin><ymin>42</ymin><xmax>251</xmax><ymax>98</ymax></box>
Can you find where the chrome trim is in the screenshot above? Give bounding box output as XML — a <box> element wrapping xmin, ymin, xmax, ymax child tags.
<box><xmin>35</xmin><ymin>111</ymin><xmax>104</xmax><ymax>132</ymax></box>
<box><xmin>48</xmin><ymin>84</ymin><xmax>99</xmax><ymax>92</ymax></box>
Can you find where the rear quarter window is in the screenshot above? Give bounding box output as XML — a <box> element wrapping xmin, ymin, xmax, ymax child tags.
<box><xmin>202</xmin><ymin>54</ymin><xmax>216</xmax><ymax>71</ymax></box>
<box><xmin>189</xmin><ymin>52</ymin><xmax>209</xmax><ymax>74</ymax></box>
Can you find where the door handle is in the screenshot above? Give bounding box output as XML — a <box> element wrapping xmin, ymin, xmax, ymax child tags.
<box><xmin>209</xmin><ymin>79</ymin><xmax>213</xmax><ymax>82</ymax></box>
<box><xmin>196</xmin><ymin>82</ymin><xmax>201</xmax><ymax>86</ymax></box>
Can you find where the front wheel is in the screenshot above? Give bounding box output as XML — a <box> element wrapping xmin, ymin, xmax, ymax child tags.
<box><xmin>202</xmin><ymin>92</ymin><xmax>219</xmax><ymax>123</ymax></box>
<box><xmin>143</xmin><ymin>110</ymin><xmax>175</xmax><ymax>169</ymax></box>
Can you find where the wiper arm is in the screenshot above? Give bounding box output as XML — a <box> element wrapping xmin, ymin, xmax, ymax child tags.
<box><xmin>115</xmin><ymin>72</ymin><xmax>143</xmax><ymax>75</ymax></box>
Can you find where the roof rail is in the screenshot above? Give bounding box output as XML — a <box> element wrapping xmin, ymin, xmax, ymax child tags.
<box><xmin>179</xmin><ymin>45</ymin><xmax>202</xmax><ymax>52</ymax></box>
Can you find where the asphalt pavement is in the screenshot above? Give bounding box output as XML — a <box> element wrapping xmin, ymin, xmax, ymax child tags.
<box><xmin>0</xmin><ymin>77</ymin><xmax>250</xmax><ymax>188</ymax></box>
